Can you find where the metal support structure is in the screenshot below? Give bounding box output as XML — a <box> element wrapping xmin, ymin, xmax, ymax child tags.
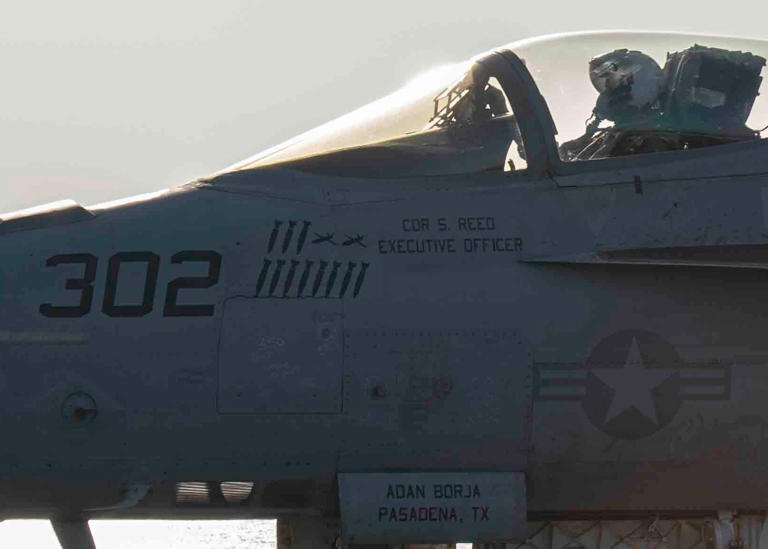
<box><xmin>36</xmin><ymin>515</ymin><xmax>766</xmax><ymax>549</ymax></box>
<box><xmin>51</xmin><ymin>519</ymin><xmax>96</xmax><ymax>549</ymax></box>
<box><xmin>277</xmin><ymin>516</ymin><xmax>456</xmax><ymax>549</ymax></box>
<box><xmin>344</xmin><ymin>538</ymin><xmax>455</xmax><ymax>547</ymax></box>
<box><xmin>277</xmin><ymin>516</ymin><xmax>341</xmax><ymax>549</ymax></box>
<box><xmin>469</xmin><ymin>516</ymin><xmax>768</xmax><ymax>549</ymax></box>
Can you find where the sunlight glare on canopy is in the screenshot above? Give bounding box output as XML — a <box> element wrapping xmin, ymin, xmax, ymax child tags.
<box><xmin>223</xmin><ymin>61</ymin><xmax>468</xmax><ymax>172</ymax></box>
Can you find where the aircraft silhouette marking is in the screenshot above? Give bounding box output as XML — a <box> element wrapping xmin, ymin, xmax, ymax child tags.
<box><xmin>312</xmin><ymin>232</ymin><xmax>337</xmax><ymax>246</ymax></box>
<box><xmin>343</xmin><ymin>234</ymin><xmax>367</xmax><ymax>248</ymax></box>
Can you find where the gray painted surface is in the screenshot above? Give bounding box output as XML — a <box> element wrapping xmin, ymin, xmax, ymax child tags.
<box><xmin>3</xmin><ymin>33</ymin><xmax>768</xmax><ymax>546</ymax></box>
<box><xmin>218</xmin><ymin>299</ymin><xmax>343</xmax><ymax>414</ymax></box>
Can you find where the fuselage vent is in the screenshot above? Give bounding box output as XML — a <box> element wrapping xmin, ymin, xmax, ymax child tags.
<box><xmin>174</xmin><ymin>482</ymin><xmax>211</xmax><ymax>505</ymax></box>
<box><xmin>221</xmin><ymin>481</ymin><xmax>254</xmax><ymax>504</ymax></box>
<box><xmin>174</xmin><ymin>481</ymin><xmax>255</xmax><ymax>505</ymax></box>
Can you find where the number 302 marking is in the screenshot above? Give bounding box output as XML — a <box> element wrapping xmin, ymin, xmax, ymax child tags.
<box><xmin>39</xmin><ymin>250</ymin><xmax>221</xmax><ymax>318</ymax></box>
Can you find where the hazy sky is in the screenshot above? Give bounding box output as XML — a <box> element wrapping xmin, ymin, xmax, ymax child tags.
<box><xmin>0</xmin><ymin>1</ymin><xmax>767</xmax><ymax>546</ymax></box>
<box><xmin>1</xmin><ymin>0</ymin><xmax>767</xmax><ymax>213</ymax></box>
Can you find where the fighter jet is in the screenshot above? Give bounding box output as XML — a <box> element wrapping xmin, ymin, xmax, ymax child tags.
<box><xmin>3</xmin><ymin>30</ymin><xmax>768</xmax><ymax>549</ymax></box>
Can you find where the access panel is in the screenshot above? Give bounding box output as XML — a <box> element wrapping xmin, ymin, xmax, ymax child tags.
<box><xmin>217</xmin><ymin>298</ymin><xmax>343</xmax><ymax>414</ymax></box>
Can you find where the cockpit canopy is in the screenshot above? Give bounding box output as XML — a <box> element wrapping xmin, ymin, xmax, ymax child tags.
<box><xmin>223</xmin><ymin>31</ymin><xmax>768</xmax><ymax>177</ymax></box>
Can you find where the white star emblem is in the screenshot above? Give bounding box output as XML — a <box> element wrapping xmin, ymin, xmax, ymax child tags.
<box><xmin>592</xmin><ymin>337</ymin><xmax>672</xmax><ymax>425</ymax></box>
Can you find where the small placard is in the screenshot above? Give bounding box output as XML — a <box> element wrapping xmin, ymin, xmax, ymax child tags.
<box><xmin>339</xmin><ymin>472</ymin><xmax>526</xmax><ymax>543</ymax></box>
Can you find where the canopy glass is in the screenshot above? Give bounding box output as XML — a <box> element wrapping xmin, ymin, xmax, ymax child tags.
<box><xmin>225</xmin><ymin>32</ymin><xmax>768</xmax><ymax>174</ymax></box>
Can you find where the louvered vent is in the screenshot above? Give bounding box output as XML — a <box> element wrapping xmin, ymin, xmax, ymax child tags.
<box><xmin>175</xmin><ymin>482</ymin><xmax>210</xmax><ymax>504</ymax></box>
<box><xmin>221</xmin><ymin>481</ymin><xmax>254</xmax><ymax>504</ymax></box>
<box><xmin>175</xmin><ymin>481</ymin><xmax>255</xmax><ymax>505</ymax></box>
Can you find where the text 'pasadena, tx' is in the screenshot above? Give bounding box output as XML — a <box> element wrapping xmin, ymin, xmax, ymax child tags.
<box><xmin>380</xmin><ymin>483</ymin><xmax>485</xmax><ymax>523</ymax></box>
<box><xmin>338</xmin><ymin>472</ymin><xmax>526</xmax><ymax>541</ymax></box>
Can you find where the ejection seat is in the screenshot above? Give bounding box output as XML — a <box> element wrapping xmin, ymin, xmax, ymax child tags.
<box><xmin>568</xmin><ymin>45</ymin><xmax>766</xmax><ymax>160</ymax></box>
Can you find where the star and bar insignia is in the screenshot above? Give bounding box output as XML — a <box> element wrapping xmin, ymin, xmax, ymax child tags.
<box><xmin>534</xmin><ymin>330</ymin><xmax>731</xmax><ymax>440</ymax></box>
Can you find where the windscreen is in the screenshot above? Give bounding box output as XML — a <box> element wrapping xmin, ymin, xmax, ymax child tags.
<box><xmin>230</xmin><ymin>63</ymin><xmax>467</xmax><ymax>170</ymax></box>
<box><xmin>509</xmin><ymin>32</ymin><xmax>768</xmax><ymax>161</ymax></box>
